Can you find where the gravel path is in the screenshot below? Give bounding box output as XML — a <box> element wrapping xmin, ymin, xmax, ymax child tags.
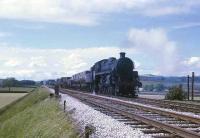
<box><xmin>60</xmin><ymin>93</ymin><xmax>151</xmax><ymax>138</ymax></box>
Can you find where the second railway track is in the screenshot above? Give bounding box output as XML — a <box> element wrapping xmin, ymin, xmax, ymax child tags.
<box><xmin>134</xmin><ymin>97</ymin><xmax>200</xmax><ymax>114</ymax></box>
<box><xmin>60</xmin><ymin>89</ymin><xmax>200</xmax><ymax>138</ymax></box>
<box><xmin>93</xmin><ymin>94</ymin><xmax>200</xmax><ymax>114</ymax></box>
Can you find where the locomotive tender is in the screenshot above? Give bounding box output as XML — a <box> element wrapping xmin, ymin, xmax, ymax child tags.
<box><xmin>60</xmin><ymin>52</ymin><xmax>142</xmax><ymax>97</ymax></box>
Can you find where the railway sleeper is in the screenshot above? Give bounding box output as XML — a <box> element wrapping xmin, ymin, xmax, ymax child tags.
<box><xmin>117</xmin><ymin>119</ymin><xmax>131</xmax><ymax>122</ymax></box>
<box><xmin>124</xmin><ymin>121</ymin><xmax>143</xmax><ymax>125</ymax></box>
<box><xmin>131</xmin><ymin>125</ymin><xmax>153</xmax><ymax>129</ymax></box>
<box><xmin>145</xmin><ymin>115</ymin><xmax>165</xmax><ymax>119</ymax></box>
<box><xmin>139</xmin><ymin>113</ymin><xmax>159</xmax><ymax>116</ymax></box>
<box><xmin>164</xmin><ymin>121</ymin><xmax>189</xmax><ymax>124</ymax></box>
<box><xmin>192</xmin><ymin>129</ymin><xmax>200</xmax><ymax>133</ymax></box>
<box><xmin>156</xmin><ymin>118</ymin><xmax>177</xmax><ymax>121</ymax></box>
<box><xmin>176</xmin><ymin>124</ymin><xmax>200</xmax><ymax>128</ymax></box>
<box><xmin>142</xmin><ymin>129</ymin><xmax>167</xmax><ymax>134</ymax></box>
<box><xmin>112</xmin><ymin>115</ymin><xmax>128</xmax><ymax>119</ymax></box>
<box><xmin>152</xmin><ymin>134</ymin><xmax>178</xmax><ymax>138</ymax></box>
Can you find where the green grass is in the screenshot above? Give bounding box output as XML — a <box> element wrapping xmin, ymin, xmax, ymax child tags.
<box><xmin>0</xmin><ymin>87</ymin><xmax>78</xmax><ymax>138</ymax></box>
<box><xmin>0</xmin><ymin>93</ymin><xmax>27</xmax><ymax>108</ymax></box>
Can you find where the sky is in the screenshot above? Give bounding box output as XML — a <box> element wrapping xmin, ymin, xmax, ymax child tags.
<box><xmin>0</xmin><ymin>0</ymin><xmax>200</xmax><ymax>81</ymax></box>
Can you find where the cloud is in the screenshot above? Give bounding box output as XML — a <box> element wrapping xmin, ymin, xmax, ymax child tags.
<box><xmin>143</xmin><ymin>0</ymin><xmax>200</xmax><ymax>16</ymax></box>
<box><xmin>0</xmin><ymin>45</ymin><xmax>123</xmax><ymax>80</ymax></box>
<box><xmin>14</xmin><ymin>24</ymin><xmax>46</xmax><ymax>30</ymax></box>
<box><xmin>173</xmin><ymin>22</ymin><xmax>200</xmax><ymax>29</ymax></box>
<box><xmin>4</xmin><ymin>59</ymin><xmax>22</xmax><ymax>67</ymax></box>
<box><xmin>0</xmin><ymin>0</ymin><xmax>199</xmax><ymax>26</ymax></box>
<box><xmin>0</xmin><ymin>0</ymin><xmax>98</xmax><ymax>26</ymax></box>
<box><xmin>0</xmin><ymin>32</ymin><xmax>12</xmax><ymax>37</ymax></box>
<box><xmin>127</xmin><ymin>28</ymin><xmax>179</xmax><ymax>75</ymax></box>
<box><xmin>179</xmin><ymin>57</ymin><xmax>200</xmax><ymax>75</ymax></box>
<box><xmin>183</xmin><ymin>57</ymin><xmax>200</xmax><ymax>67</ymax></box>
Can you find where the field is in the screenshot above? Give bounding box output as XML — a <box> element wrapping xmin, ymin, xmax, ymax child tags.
<box><xmin>142</xmin><ymin>80</ymin><xmax>200</xmax><ymax>88</ymax></box>
<box><xmin>0</xmin><ymin>93</ymin><xmax>27</xmax><ymax>108</ymax></box>
<box><xmin>0</xmin><ymin>87</ymin><xmax>34</xmax><ymax>93</ymax></box>
<box><xmin>139</xmin><ymin>93</ymin><xmax>200</xmax><ymax>101</ymax></box>
<box><xmin>139</xmin><ymin>94</ymin><xmax>165</xmax><ymax>100</ymax></box>
<box><xmin>0</xmin><ymin>87</ymin><xmax>78</xmax><ymax>138</ymax></box>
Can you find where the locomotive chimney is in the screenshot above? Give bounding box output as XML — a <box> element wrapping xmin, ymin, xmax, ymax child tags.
<box><xmin>120</xmin><ymin>52</ymin><xmax>126</xmax><ymax>58</ymax></box>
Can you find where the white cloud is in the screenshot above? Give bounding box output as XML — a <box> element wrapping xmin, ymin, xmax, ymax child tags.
<box><xmin>126</xmin><ymin>27</ymin><xmax>200</xmax><ymax>76</ymax></box>
<box><xmin>4</xmin><ymin>59</ymin><xmax>22</xmax><ymax>67</ymax></box>
<box><xmin>0</xmin><ymin>32</ymin><xmax>12</xmax><ymax>37</ymax></box>
<box><xmin>14</xmin><ymin>24</ymin><xmax>46</xmax><ymax>30</ymax></box>
<box><xmin>183</xmin><ymin>57</ymin><xmax>200</xmax><ymax>67</ymax></box>
<box><xmin>0</xmin><ymin>0</ymin><xmax>199</xmax><ymax>26</ymax></box>
<box><xmin>179</xmin><ymin>57</ymin><xmax>200</xmax><ymax>75</ymax></box>
<box><xmin>143</xmin><ymin>0</ymin><xmax>200</xmax><ymax>16</ymax></box>
<box><xmin>173</xmin><ymin>22</ymin><xmax>200</xmax><ymax>29</ymax></box>
<box><xmin>127</xmin><ymin>28</ymin><xmax>179</xmax><ymax>75</ymax></box>
<box><xmin>0</xmin><ymin>32</ymin><xmax>199</xmax><ymax>80</ymax></box>
<box><xmin>0</xmin><ymin>45</ymin><xmax>123</xmax><ymax>80</ymax></box>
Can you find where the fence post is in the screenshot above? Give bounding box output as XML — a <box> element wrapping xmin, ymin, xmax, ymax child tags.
<box><xmin>84</xmin><ymin>125</ymin><xmax>95</xmax><ymax>138</ymax></box>
<box><xmin>64</xmin><ymin>100</ymin><xmax>66</xmax><ymax>112</ymax></box>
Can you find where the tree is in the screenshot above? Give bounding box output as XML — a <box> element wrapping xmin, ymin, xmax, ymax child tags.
<box><xmin>155</xmin><ymin>83</ymin><xmax>165</xmax><ymax>91</ymax></box>
<box><xmin>19</xmin><ymin>80</ymin><xmax>36</xmax><ymax>86</ymax></box>
<box><xmin>144</xmin><ymin>84</ymin><xmax>154</xmax><ymax>91</ymax></box>
<box><xmin>2</xmin><ymin>78</ymin><xmax>19</xmax><ymax>91</ymax></box>
<box><xmin>165</xmin><ymin>85</ymin><xmax>186</xmax><ymax>100</ymax></box>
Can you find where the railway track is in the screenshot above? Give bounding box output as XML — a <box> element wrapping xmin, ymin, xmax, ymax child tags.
<box><xmin>60</xmin><ymin>89</ymin><xmax>200</xmax><ymax>138</ymax></box>
<box><xmin>60</xmin><ymin>88</ymin><xmax>200</xmax><ymax>114</ymax></box>
<box><xmin>134</xmin><ymin>97</ymin><xmax>200</xmax><ymax>114</ymax></box>
<box><xmin>104</xmin><ymin>96</ymin><xmax>200</xmax><ymax>114</ymax></box>
<box><xmin>65</xmin><ymin>88</ymin><xmax>200</xmax><ymax>114</ymax></box>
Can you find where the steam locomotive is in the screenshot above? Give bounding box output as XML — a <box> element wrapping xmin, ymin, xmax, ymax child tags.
<box><xmin>59</xmin><ymin>52</ymin><xmax>142</xmax><ymax>97</ymax></box>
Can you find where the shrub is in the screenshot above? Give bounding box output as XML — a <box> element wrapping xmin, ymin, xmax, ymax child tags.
<box><xmin>144</xmin><ymin>84</ymin><xmax>154</xmax><ymax>91</ymax></box>
<box><xmin>165</xmin><ymin>85</ymin><xmax>187</xmax><ymax>100</ymax></box>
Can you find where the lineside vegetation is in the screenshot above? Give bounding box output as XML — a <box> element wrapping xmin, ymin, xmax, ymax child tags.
<box><xmin>165</xmin><ymin>86</ymin><xmax>187</xmax><ymax>100</ymax></box>
<box><xmin>0</xmin><ymin>87</ymin><xmax>78</xmax><ymax>138</ymax></box>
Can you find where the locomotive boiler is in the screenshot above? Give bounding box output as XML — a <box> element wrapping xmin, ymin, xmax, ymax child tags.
<box><xmin>91</xmin><ymin>52</ymin><xmax>142</xmax><ymax>97</ymax></box>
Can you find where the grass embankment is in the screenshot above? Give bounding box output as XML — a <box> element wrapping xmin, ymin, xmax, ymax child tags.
<box><xmin>0</xmin><ymin>87</ymin><xmax>78</xmax><ymax>138</ymax></box>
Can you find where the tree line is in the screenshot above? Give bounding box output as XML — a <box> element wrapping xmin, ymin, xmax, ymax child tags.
<box><xmin>143</xmin><ymin>83</ymin><xmax>165</xmax><ymax>92</ymax></box>
<box><xmin>2</xmin><ymin>78</ymin><xmax>36</xmax><ymax>87</ymax></box>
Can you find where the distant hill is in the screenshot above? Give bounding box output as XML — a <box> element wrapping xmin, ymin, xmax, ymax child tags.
<box><xmin>140</xmin><ymin>75</ymin><xmax>200</xmax><ymax>83</ymax></box>
<box><xmin>139</xmin><ymin>75</ymin><xmax>200</xmax><ymax>94</ymax></box>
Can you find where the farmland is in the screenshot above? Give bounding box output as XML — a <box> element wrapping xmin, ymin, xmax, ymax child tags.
<box><xmin>0</xmin><ymin>93</ymin><xmax>27</xmax><ymax>109</ymax></box>
<box><xmin>0</xmin><ymin>87</ymin><xmax>35</xmax><ymax>93</ymax></box>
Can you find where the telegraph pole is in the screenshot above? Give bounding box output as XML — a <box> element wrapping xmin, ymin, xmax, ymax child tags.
<box><xmin>187</xmin><ymin>75</ymin><xmax>190</xmax><ymax>100</ymax></box>
<box><xmin>192</xmin><ymin>72</ymin><xmax>194</xmax><ymax>101</ymax></box>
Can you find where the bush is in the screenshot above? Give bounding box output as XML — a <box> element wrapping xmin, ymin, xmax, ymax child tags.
<box><xmin>154</xmin><ymin>83</ymin><xmax>165</xmax><ymax>91</ymax></box>
<box><xmin>144</xmin><ymin>84</ymin><xmax>154</xmax><ymax>91</ymax></box>
<box><xmin>165</xmin><ymin>85</ymin><xmax>187</xmax><ymax>100</ymax></box>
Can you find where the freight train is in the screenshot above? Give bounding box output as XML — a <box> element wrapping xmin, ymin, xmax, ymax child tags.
<box><xmin>47</xmin><ymin>52</ymin><xmax>142</xmax><ymax>97</ymax></box>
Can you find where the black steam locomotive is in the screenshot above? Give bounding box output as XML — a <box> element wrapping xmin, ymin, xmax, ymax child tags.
<box><xmin>58</xmin><ymin>52</ymin><xmax>142</xmax><ymax>97</ymax></box>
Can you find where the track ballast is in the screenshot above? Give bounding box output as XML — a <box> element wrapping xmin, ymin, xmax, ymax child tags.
<box><xmin>60</xmin><ymin>89</ymin><xmax>200</xmax><ymax>138</ymax></box>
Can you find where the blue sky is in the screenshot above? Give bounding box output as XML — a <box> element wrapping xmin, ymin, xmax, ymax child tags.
<box><xmin>0</xmin><ymin>0</ymin><xmax>200</xmax><ymax>80</ymax></box>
